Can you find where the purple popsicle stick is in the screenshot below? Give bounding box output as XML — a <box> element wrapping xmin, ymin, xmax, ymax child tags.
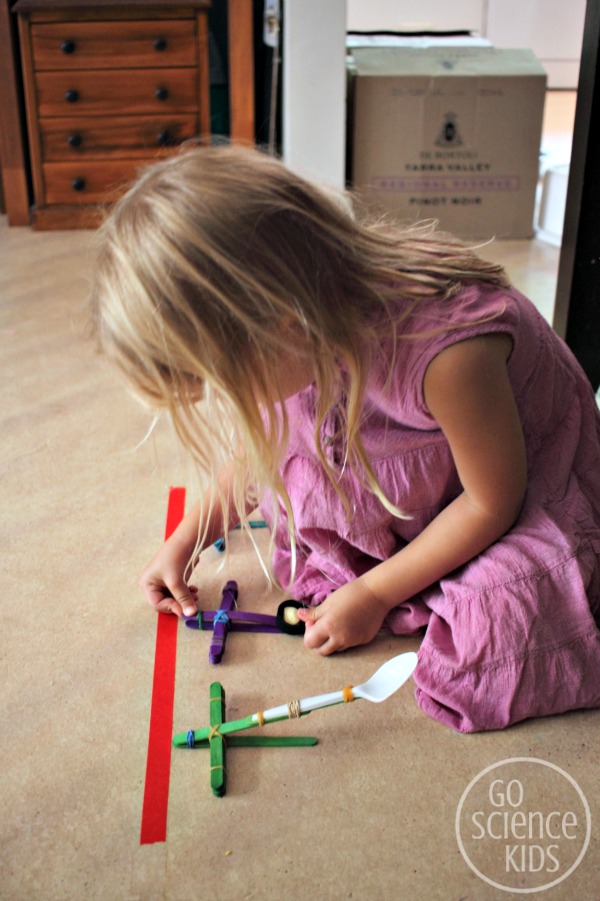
<box><xmin>208</xmin><ymin>580</ymin><xmax>237</xmax><ymax>664</ymax></box>
<box><xmin>185</xmin><ymin>610</ymin><xmax>281</xmax><ymax>632</ymax></box>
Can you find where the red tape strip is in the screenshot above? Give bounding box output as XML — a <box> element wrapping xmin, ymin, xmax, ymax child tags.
<box><xmin>140</xmin><ymin>486</ymin><xmax>186</xmax><ymax>845</ymax></box>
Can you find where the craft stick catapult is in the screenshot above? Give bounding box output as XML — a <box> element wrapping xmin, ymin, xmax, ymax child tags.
<box><xmin>213</xmin><ymin>520</ymin><xmax>268</xmax><ymax>552</ymax></box>
<box><xmin>184</xmin><ymin>580</ymin><xmax>305</xmax><ymax>664</ymax></box>
<box><xmin>173</xmin><ymin>650</ymin><xmax>419</xmax><ymax>797</ymax></box>
<box><xmin>176</xmin><ymin>681</ymin><xmax>318</xmax><ymax>797</ymax></box>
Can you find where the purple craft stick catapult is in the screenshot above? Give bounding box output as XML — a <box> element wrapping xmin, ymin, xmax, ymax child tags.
<box><xmin>184</xmin><ymin>580</ymin><xmax>305</xmax><ymax>664</ymax></box>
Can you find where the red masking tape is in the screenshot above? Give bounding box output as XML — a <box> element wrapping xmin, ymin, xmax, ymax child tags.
<box><xmin>140</xmin><ymin>486</ymin><xmax>186</xmax><ymax>845</ymax></box>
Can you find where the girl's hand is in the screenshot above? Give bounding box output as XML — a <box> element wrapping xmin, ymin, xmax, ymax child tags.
<box><xmin>296</xmin><ymin>579</ymin><xmax>389</xmax><ymax>655</ymax></box>
<box><xmin>139</xmin><ymin>538</ymin><xmax>199</xmax><ymax>617</ymax></box>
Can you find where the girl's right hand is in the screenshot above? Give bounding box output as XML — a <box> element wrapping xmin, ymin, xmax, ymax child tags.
<box><xmin>138</xmin><ymin>538</ymin><xmax>199</xmax><ymax>617</ymax></box>
<box><xmin>139</xmin><ymin>500</ymin><xmax>205</xmax><ymax>616</ymax></box>
<box><xmin>138</xmin><ymin>488</ymin><xmax>238</xmax><ymax>617</ymax></box>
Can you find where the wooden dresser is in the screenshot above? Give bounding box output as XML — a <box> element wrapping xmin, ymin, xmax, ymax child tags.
<box><xmin>14</xmin><ymin>0</ymin><xmax>211</xmax><ymax>228</ymax></box>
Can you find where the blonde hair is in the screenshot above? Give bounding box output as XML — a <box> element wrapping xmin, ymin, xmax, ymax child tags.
<box><xmin>89</xmin><ymin>144</ymin><xmax>509</xmax><ymax>585</ymax></box>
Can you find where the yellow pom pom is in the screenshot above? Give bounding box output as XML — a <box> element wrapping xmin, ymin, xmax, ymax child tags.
<box><xmin>283</xmin><ymin>605</ymin><xmax>300</xmax><ymax>626</ymax></box>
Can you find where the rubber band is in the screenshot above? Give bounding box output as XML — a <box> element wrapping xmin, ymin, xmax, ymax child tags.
<box><xmin>287</xmin><ymin>699</ymin><xmax>302</xmax><ymax>719</ymax></box>
<box><xmin>186</xmin><ymin>730</ymin><xmax>196</xmax><ymax>748</ymax></box>
<box><xmin>342</xmin><ymin>685</ymin><xmax>355</xmax><ymax>703</ymax></box>
<box><xmin>210</xmin><ymin>695</ymin><xmax>225</xmax><ymax>704</ymax></box>
<box><xmin>213</xmin><ymin>609</ymin><xmax>230</xmax><ymax>625</ymax></box>
<box><xmin>210</xmin><ymin>765</ymin><xmax>226</xmax><ymax>772</ymax></box>
<box><xmin>208</xmin><ymin>725</ymin><xmax>225</xmax><ymax>742</ymax></box>
<box><xmin>256</xmin><ymin>711</ymin><xmax>265</xmax><ymax>727</ymax></box>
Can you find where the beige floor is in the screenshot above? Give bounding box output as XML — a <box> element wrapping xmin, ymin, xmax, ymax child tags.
<box><xmin>2</xmin><ymin>97</ymin><xmax>599</xmax><ymax>901</ymax></box>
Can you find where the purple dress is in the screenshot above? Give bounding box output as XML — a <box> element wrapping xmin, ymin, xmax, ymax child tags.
<box><xmin>260</xmin><ymin>284</ymin><xmax>600</xmax><ymax>732</ymax></box>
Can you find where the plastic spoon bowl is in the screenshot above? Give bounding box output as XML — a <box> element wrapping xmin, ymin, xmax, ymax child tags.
<box><xmin>350</xmin><ymin>650</ymin><xmax>419</xmax><ymax>702</ymax></box>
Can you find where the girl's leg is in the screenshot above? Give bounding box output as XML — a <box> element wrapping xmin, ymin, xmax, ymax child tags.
<box><xmin>411</xmin><ymin>539</ymin><xmax>600</xmax><ymax>733</ymax></box>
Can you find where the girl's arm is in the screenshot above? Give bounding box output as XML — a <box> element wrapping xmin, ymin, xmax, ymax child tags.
<box><xmin>300</xmin><ymin>333</ymin><xmax>527</xmax><ymax>653</ymax></box>
<box><xmin>139</xmin><ymin>501</ymin><xmax>206</xmax><ymax>616</ymax></box>
<box><xmin>139</xmin><ymin>468</ymin><xmax>248</xmax><ymax>616</ymax></box>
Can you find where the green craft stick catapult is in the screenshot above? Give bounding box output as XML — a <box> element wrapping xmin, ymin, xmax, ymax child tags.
<box><xmin>174</xmin><ymin>652</ymin><xmax>418</xmax><ymax>796</ymax></box>
<box><xmin>176</xmin><ymin>682</ymin><xmax>318</xmax><ymax>797</ymax></box>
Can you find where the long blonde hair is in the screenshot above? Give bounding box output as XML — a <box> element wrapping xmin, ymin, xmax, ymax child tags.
<box><xmin>90</xmin><ymin>144</ymin><xmax>509</xmax><ymax>584</ymax></box>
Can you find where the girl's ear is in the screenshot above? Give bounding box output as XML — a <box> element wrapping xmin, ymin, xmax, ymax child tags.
<box><xmin>269</xmin><ymin>344</ymin><xmax>315</xmax><ymax>401</ymax></box>
<box><xmin>277</xmin><ymin>313</ymin><xmax>308</xmax><ymax>341</ymax></box>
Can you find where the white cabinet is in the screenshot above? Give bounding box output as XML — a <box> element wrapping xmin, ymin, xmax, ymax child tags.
<box><xmin>346</xmin><ymin>0</ymin><xmax>586</xmax><ymax>88</ymax></box>
<box><xmin>486</xmin><ymin>0</ymin><xmax>585</xmax><ymax>88</ymax></box>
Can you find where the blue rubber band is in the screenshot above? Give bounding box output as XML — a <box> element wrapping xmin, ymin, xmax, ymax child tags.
<box><xmin>213</xmin><ymin>609</ymin><xmax>230</xmax><ymax>625</ymax></box>
<box><xmin>186</xmin><ymin>730</ymin><xmax>195</xmax><ymax>748</ymax></box>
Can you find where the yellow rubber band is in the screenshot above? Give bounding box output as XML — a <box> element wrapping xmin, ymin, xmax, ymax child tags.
<box><xmin>342</xmin><ymin>685</ymin><xmax>355</xmax><ymax>703</ymax></box>
<box><xmin>256</xmin><ymin>711</ymin><xmax>265</xmax><ymax>727</ymax></box>
<box><xmin>287</xmin><ymin>699</ymin><xmax>301</xmax><ymax>719</ymax></box>
<box><xmin>210</xmin><ymin>765</ymin><xmax>226</xmax><ymax>772</ymax></box>
<box><xmin>208</xmin><ymin>725</ymin><xmax>225</xmax><ymax>741</ymax></box>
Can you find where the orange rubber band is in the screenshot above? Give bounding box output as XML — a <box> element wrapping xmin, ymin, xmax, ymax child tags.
<box><xmin>256</xmin><ymin>711</ymin><xmax>265</xmax><ymax>727</ymax></box>
<box><xmin>342</xmin><ymin>685</ymin><xmax>355</xmax><ymax>703</ymax></box>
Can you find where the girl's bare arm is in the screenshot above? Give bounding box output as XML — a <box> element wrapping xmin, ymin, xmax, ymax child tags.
<box><xmin>139</xmin><ymin>468</ymin><xmax>246</xmax><ymax>616</ymax></box>
<box><xmin>300</xmin><ymin>333</ymin><xmax>527</xmax><ymax>653</ymax></box>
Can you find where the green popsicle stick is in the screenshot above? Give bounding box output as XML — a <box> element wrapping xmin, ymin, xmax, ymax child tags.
<box><xmin>185</xmin><ymin>735</ymin><xmax>318</xmax><ymax>748</ymax></box>
<box><xmin>173</xmin><ymin>709</ymin><xmax>311</xmax><ymax>748</ymax></box>
<box><xmin>209</xmin><ymin>682</ymin><xmax>226</xmax><ymax>797</ymax></box>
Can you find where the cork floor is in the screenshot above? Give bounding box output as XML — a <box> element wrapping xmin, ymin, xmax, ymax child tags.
<box><xmin>2</xmin><ymin>106</ymin><xmax>599</xmax><ymax>901</ymax></box>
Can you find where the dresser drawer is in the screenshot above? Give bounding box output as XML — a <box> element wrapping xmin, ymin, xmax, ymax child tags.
<box><xmin>39</xmin><ymin>114</ymin><xmax>198</xmax><ymax>160</ymax></box>
<box><xmin>30</xmin><ymin>19</ymin><xmax>197</xmax><ymax>71</ymax></box>
<box><xmin>42</xmin><ymin>159</ymin><xmax>142</xmax><ymax>204</ymax></box>
<box><xmin>36</xmin><ymin>68</ymin><xmax>197</xmax><ymax>117</ymax></box>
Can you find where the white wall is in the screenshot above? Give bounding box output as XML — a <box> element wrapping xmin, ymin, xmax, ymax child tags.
<box><xmin>486</xmin><ymin>0</ymin><xmax>586</xmax><ymax>89</ymax></box>
<box><xmin>346</xmin><ymin>0</ymin><xmax>484</xmax><ymax>34</ymax></box>
<box><xmin>282</xmin><ymin>0</ymin><xmax>347</xmax><ymax>187</ymax></box>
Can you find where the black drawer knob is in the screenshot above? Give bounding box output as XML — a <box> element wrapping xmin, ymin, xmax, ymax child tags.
<box><xmin>72</xmin><ymin>177</ymin><xmax>86</xmax><ymax>192</ymax></box>
<box><xmin>157</xmin><ymin>129</ymin><xmax>172</xmax><ymax>147</ymax></box>
<box><xmin>153</xmin><ymin>37</ymin><xmax>167</xmax><ymax>51</ymax></box>
<box><xmin>68</xmin><ymin>133</ymin><xmax>82</xmax><ymax>148</ymax></box>
<box><xmin>61</xmin><ymin>39</ymin><xmax>76</xmax><ymax>54</ymax></box>
<box><xmin>155</xmin><ymin>86</ymin><xmax>169</xmax><ymax>101</ymax></box>
<box><xmin>65</xmin><ymin>89</ymin><xmax>79</xmax><ymax>103</ymax></box>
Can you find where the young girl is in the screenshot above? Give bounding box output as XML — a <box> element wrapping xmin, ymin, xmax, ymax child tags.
<box><xmin>91</xmin><ymin>145</ymin><xmax>600</xmax><ymax>733</ymax></box>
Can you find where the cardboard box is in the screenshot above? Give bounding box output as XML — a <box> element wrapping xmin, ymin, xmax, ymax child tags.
<box><xmin>349</xmin><ymin>46</ymin><xmax>547</xmax><ymax>238</ymax></box>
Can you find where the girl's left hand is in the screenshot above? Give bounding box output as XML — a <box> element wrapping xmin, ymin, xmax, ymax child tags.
<box><xmin>296</xmin><ymin>579</ymin><xmax>389</xmax><ymax>655</ymax></box>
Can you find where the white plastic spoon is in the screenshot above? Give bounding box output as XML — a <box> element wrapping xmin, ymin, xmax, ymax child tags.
<box><xmin>174</xmin><ymin>651</ymin><xmax>418</xmax><ymax>747</ymax></box>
